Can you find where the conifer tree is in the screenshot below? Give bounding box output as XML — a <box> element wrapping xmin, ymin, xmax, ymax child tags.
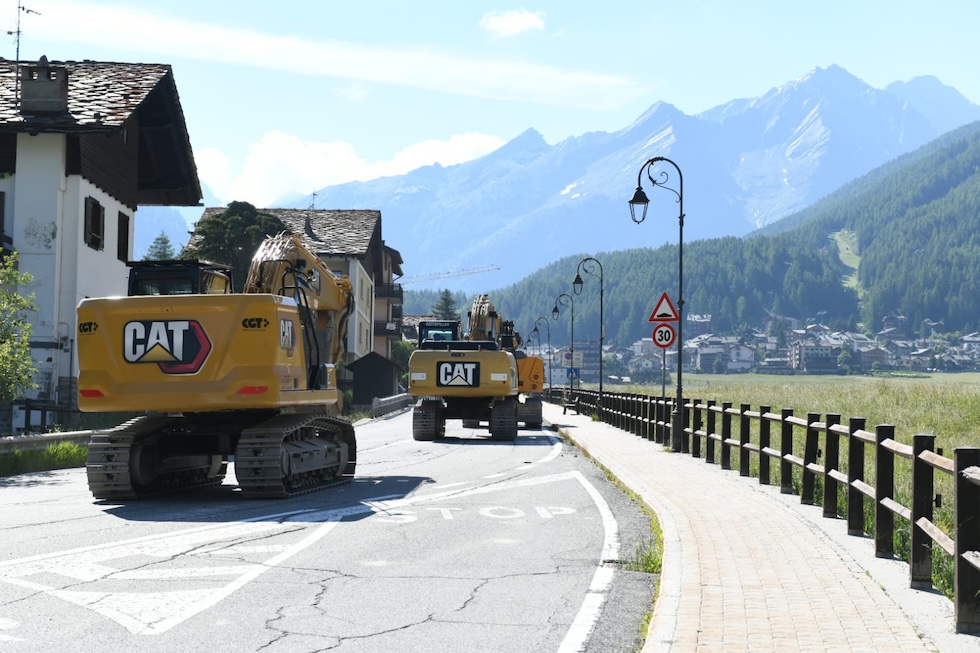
<box><xmin>431</xmin><ymin>289</ymin><xmax>460</xmax><ymax>320</ymax></box>
<box><xmin>143</xmin><ymin>231</ymin><xmax>176</xmax><ymax>260</ymax></box>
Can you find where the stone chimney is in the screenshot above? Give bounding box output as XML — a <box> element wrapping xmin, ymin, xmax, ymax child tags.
<box><xmin>20</xmin><ymin>55</ymin><xmax>69</xmax><ymax>115</ymax></box>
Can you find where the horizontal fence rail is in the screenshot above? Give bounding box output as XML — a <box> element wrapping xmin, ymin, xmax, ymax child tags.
<box><xmin>0</xmin><ymin>430</ymin><xmax>94</xmax><ymax>454</ymax></box>
<box><xmin>2</xmin><ymin>395</ymin><xmax>415</xmax><ymax>454</ymax></box>
<box><xmin>545</xmin><ymin>386</ymin><xmax>980</xmax><ymax>634</ymax></box>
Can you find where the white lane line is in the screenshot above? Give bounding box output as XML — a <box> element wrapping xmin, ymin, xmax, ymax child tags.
<box><xmin>111</xmin><ymin>566</ymin><xmax>261</xmax><ymax>579</ymax></box>
<box><xmin>558</xmin><ymin>471</ymin><xmax>619</xmax><ymax>653</ymax></box>
<box><xmin>516</xmin><ymin>438</ymin><xmax>563</xmax><ymax>469</ymax></box>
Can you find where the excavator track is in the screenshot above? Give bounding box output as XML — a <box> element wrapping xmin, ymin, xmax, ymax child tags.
<box><xmin>234</xmin><ymin>413</ymin><xmax>356</xmax><ymax>499</ymax></box>
<box><xmin>490</xmin><ymin>398</ymin><xmax>518</xmax><ymax>441</ymax></box>
<box><xmin>86</xmin><ymin>415</ymin><xmax>227</xmax><ymax>500</ymax></box>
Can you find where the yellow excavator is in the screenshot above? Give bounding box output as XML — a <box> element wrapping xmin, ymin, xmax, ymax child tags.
<box><xmin>76</xmin><ymin>233</ymin><xmax>356</xmax><ymax>500</ymax></box>
<box><xmin>407</xmin><ymin>295</ymin><xmax>519</xmax><ymax>440</ymax></box>
<box><xmin>407</xmin><ymin>295</ymin><xmax>545</xmax><ymax>438</ymax></box>
<box><xmin>497</xmin><ymin>320</ymin><xmax>545</xmax><ymax>429</ymax></box>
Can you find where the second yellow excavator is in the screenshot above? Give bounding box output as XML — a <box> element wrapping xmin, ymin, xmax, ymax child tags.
<box><xmin>407</xmin><ymin>294</ymin><xmax>544</xmax><ymax>439</ymax></box>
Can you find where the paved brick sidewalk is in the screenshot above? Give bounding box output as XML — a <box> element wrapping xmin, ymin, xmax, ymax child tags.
<box><xmin>542</xmin><ymin>403</ymin><xmax>977</xmax><ymax>653</ymax></box>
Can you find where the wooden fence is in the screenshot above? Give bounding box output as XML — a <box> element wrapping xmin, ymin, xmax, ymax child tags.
<box><xmin>545</xmin><ymin>387</ymin><xmax>980</xmax><ymax>634</ymax></box>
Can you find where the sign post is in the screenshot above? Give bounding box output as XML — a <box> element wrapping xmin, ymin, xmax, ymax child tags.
<box><xmin>649</xmin><ymin>292</ymin><xmax>679</xmax><ymax>441</ymax></box>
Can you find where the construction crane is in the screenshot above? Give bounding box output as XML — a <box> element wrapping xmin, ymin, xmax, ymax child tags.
<box><xmin>400</xmin><ymin>265</ymin><xmax>500</xmax><ymax>285</ymax></box>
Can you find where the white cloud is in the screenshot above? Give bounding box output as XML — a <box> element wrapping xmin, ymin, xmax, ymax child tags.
<box><xmin>204</xmin><ymin>132</ymin><xmax>506</xmax><ymax>207</ymax></box>
<box><xmin>479</xmin><ymin>9</ymin><xmax>546</xmax><ymax>39</ymax></box>
<box><xmin>35</xmin><ymin>1</ymin><xmax>646</xmax><ymax>110</ymax></box>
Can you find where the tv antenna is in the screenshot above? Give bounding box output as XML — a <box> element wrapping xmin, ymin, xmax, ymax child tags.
<box><xmin>7</xmin><ymin>1</ymin><xmax>41</xmax><ymax>107</ymax></box>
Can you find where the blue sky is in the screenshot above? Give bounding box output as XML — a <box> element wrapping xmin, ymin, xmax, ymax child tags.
<box><xmin>9</xmin><ymin>0</ymin><xmax>980</xmax><ymax>209</ymax></box>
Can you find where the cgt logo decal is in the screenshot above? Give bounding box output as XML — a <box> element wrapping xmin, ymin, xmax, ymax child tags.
<box><xmin>437</xmin><ymin>362</ymin><xmax>479</xmax><ymax>387</ymax></box>
<box><xmin>124</xmin><ymin>320</ymin><xmax>212</xmax><ymax>374</ymax></box>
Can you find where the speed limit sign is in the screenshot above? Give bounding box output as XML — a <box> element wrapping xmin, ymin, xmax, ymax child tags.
<box><xmin>652</xmin><ymin>323</ymin><xmax>676</xmax><ymax>349</ymax></box>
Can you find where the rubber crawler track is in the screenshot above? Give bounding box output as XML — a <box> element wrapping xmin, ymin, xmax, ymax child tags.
<box><xmin>86</xmin><ymin>416</ymin><xmax>226</xmax><ymax>500</ymax></box>
<box><xmin>234</xmin><ymin>413</ymin><xmax>356</xmax><ymax>499</ymax></box>
<box><xmin>86</xmin><ymin>413</ymin><xmax>356</xmax><ymax>501</ymax></box>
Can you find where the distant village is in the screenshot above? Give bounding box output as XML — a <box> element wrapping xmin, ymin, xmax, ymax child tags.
<box><xmin>453</xmin><ymin>313</ymin><xmax>980</xmax><ymax>386</ymax></box>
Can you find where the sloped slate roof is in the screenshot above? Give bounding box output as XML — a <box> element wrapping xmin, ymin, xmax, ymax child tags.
<box><xmin>198</xmin><ymin>207</ymin><xmax>381</xmax><ymax>257</ymax></box>
<box><xmin>0</xmin><ymin>58</ymin><xmax>201</xmax><ymax>206</ymax></box>
<box><xmin>2</xmin><ymin>58</ymin><xmax>172</xmax><ymax>130</ymax></box>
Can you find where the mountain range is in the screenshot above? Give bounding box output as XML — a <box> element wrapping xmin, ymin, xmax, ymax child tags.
<box><xmin>134</xmin><ymin>65</ymin><xmax>980</xmax><ymax>292</ymax></box>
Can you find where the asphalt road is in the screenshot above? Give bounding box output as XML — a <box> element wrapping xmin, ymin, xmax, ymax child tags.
<box><xmin>0</xmin><ymin>410</ymin><xmax>656</xmax><ymax>652</ymax></box>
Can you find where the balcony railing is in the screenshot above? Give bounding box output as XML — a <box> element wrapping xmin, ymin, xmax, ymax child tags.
<box><xmin>375</xmin><ymin>283</ymin><xmax>403</xmax><ymax>303</ymax></box>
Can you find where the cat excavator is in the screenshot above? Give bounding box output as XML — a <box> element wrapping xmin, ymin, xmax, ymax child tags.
<box><xmin>76</xmin><ymin>233</ymin><xmax>357</xmax><ymax>500</ymax></box>
<box><xmin>497</xmin><ymin>320</ymin><xmax>544</xmax><ymax>429</ymax></box>
<box><xmin>407</xmin><ymin>295</ymin><xmax>545</xmax><ymax>439</ymax></box>
<box><xmin>408</xmin><ymin>295</ymin><xmax>519</xmax><ymax>440</ymax></box>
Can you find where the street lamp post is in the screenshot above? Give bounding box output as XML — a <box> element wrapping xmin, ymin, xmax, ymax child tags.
<box><xmin>552</xmin><ymin>293</ymin><xmax>574</xmax><ymax>412</ymax></box>
<box><xmin>533</xmin><ymin>316</ymin><xmax>552</xmax><ymax>386</ymax></box>
<box><xmin>629</xmin><ymin>156</ymin><xmax>685</xmax><ymax>452</ymax></box>
<box><xmin>573</xmin><ymin>257</ymin><xmax>604</xmax><ymax>421</ymax></box>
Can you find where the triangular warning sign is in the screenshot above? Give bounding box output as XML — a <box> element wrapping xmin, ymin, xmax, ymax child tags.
<box><xmin>648</xmin><ymin>292</ymin><xmax>679</xmax><ymax>322</ymax></box>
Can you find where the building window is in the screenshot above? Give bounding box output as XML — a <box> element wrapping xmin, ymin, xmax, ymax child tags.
<box><xmin>84</xmin><ymin>197</ymin><xmax>104</xmax><ymax>250</ymax></box>
<box><xmin>117</xmin><ymin>212</ymin><xmax>130</xmax><ymax>261</ymax></box>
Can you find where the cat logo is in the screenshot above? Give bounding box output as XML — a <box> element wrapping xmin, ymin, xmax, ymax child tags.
<box><xmin>437</xmin><ymin>361</ymin><xmax>479</xmax><ymax>387</ymax></box>
<box><xmin>123</xmin><ymin>320</ymin><xmax>212</xmax><ymax>374</ymax></box>
<box><xmin>280</xmin><ymin>319</ymin><xmax>296</xmax><ymax>356</ymax></box>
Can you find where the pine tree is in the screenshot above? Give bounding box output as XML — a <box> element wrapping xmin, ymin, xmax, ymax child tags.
<box><xmin>143</xmin><ymin>231</ymin><xmax>176</xmax><ymax>260</ymax></box>
<box><xmin>431</xmin><ymin>289</ymin><xmax>460</xmax><ymax>320</ymax></box>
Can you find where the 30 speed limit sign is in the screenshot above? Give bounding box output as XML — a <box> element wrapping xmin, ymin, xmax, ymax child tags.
<box><xmin>652</xmin><ymin>323</ymin><xmax>676</xmax><ymax>349</ymax></box>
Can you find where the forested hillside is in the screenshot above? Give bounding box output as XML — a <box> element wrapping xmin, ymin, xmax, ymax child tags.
<box><xmin>405</xmin><ymin>121</ymin><xmax>980</xmax><ymax>347</ymax></box>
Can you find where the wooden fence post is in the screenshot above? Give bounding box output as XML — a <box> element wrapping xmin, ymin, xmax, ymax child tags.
<box><xmin>655</xmin><ymin>395</ymin><xmax>665</xmax><ymax>444</ymax></box>
<box><xmin>847</xmin><ymin>417</ymin><xmax>867</xmax><ymax>536</ymax></box>
<box><xmin>759</xmin><ymin>405</ymin><xmax>772</xmax><ymax>486</ymax></box>
<box><xmin>739</xmin><ymin>403</ymin><xmax>751</xmax><ymax>477</ymax></box>
<box><xmin>681</xmin><ymin>399</ymin><xmax>693</xmax><ymax>454</ymax></box>
<box><xmin>720</xmin><ymin>402</ymin><xmax>733</xmax><ymax>470</ymax></box>
<box><xmin>955</xmin><ymin>447</ymin><xmax>980</xmax><ymax>633</ymax></box>
<box><xmin>801</xmin><ymin>412</ymin><xmax>820</xmax><ymax>505</ymax></box>
<box><xmin>691</xmin><ymin>400</ymin><xmax>702</xmax><ymax>459</ymax></box>
<box><xmin>640</xmin><ymin>394</ymin><xmax>649</xmax><ymax>440</ymax></box>
<box><xmin>911</xmin><ymin>434</ymin><xmax>935</xmax><ymax>589</ymax></box>
<box><xmin>780</xmin><ymin>409</ymin><xmax>794</xmax><ymax>495</ymax></box>
<box><xmin>823</xmin><ymin>414</ymin><xmax>841</xmax><ymax>518</ymax></box>
<box><xmin>705</xmin><ymin>400</ymin><xmax>716</xmax><ymax>464</ymax></box>
<box><xmin>875</xmin><ymin>424</ymin><xmax>896</xmax><ymax>558</ymax></box>
<box><xmin>634</xmin><ymin>394</ymin><xmax>643</xmax><ymax>436</ymax></box>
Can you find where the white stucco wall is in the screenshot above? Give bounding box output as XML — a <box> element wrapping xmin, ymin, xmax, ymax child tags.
<box><xmin>323</xmin><ymin>256</ymin><xmax>374</xmax><ymax>361</ymax></box>
<box><xmin>9</xmin><ymin>133</ymin><xmax>132</xmax><ymax>403</ymax></box>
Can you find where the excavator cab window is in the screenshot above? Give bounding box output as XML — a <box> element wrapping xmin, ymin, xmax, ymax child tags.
<box><xmin>127</xmin><ymin>260</ymin><xmax>233</xmax><ymax>296</ymax></box>
<box><xmin>132</xmin><ymin>278</ymin><xmax>194</xmax><ymax>296</ymax></box>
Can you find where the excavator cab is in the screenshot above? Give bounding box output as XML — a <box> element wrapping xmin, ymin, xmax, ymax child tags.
<box><xmin>127</xmin><ymin>260</ymin><xmax>233</xmax><ymax>296</ymax></box>
<box><xmin>417</xmin><ymin>320</ymin><xmax>462</xmax><ymax>349</ymax></box>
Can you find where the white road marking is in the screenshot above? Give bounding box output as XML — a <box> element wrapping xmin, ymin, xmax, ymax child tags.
<box><xmin>1</xmin><ymin>464</ymin><xmax>616</xmax><ymax>648</ymax></box>
<box><xmin>0</xmin><ymin>500</ymin><xmax>397</xmax><ymax>635</ymax></box>
<box><xmin>0</xmin><ymin>618</ymin><xmax>23</xmax><ymax>642</ymax></box>
<box><xmin>557</xmin><ymin>471</ymin><xmax>619</xmax><ymax>653</ymax></box>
